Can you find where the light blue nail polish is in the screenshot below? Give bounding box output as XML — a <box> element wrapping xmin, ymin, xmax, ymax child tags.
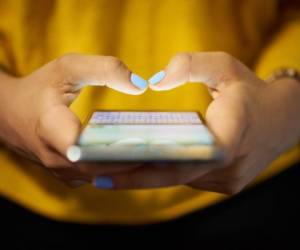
<box><xmin>93</xmin><ymin>176</ymin><xmax>114</xmax><ymax>189</ymax></box>
<box><xmin>130</xmin><ymin>73</ymin><xmax>148</xmax><ymax>89</ymax></box>
<box><xmin>149</xmin><ymin>70</ymin><xmax>165</xmax><ymax>85</ymax></box>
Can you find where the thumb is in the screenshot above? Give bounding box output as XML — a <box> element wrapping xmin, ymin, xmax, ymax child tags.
<box><xmin>46</xmin><ymin>54</ymin><xmax>148</xmax><ymax>96</ymax></box>
<box><xmin>37</xmin><ymin>105</ymin><xmax>81</xmax><ymax>155</ymax></box>
<box><xmin>149</xmin><ymin>52</ymin><xmax>251</xmax><ymax>92</ymax></box>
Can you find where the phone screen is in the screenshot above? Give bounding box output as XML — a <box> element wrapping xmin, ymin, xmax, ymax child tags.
<box><xmin>67</xmin><ymin>111</ymin><xmax>224</xmax><ymax>162</ymax></box>
<box><xmin>78</xmin><ymin>111</ymin><xmax>215</xmax><ymax>147</ymax></box>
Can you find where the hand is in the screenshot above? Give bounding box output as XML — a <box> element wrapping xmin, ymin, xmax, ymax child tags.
<box><xmin>97</xmin><ymin>52</ymin><xmax>300</xmax><ymax>194</ymax></box>
<box><xmin>0</xmin><ymin>53</ymin><xmax>147</xmax><ymax>186</ymax></box>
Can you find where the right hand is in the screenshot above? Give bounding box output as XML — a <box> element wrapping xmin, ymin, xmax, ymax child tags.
<box><xmin>0</xmin><ymin>53</ymin><xmax>147</xmax><ymax>186</ymax></box>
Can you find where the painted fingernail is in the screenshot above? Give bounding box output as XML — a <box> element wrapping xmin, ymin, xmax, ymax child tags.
<box><xmin>130</xmin><ymin>73</ymin><xmax>148</xmax><ymax>89</ymax></box>
<box><xmin>149</xmin><ymin>70</ymin><xmax>165</xmax><ymax>85</ymax></box>
<box><xmin>93</xmin><ymin>176</ymin><xmax>114</xmax><ymax>189</ymax></box>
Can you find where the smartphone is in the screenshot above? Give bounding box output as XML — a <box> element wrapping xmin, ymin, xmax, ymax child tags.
<box><xmin>66</xmin><ymin>111</ymin><xmax>226</xmax><ymax>163</ymax></box>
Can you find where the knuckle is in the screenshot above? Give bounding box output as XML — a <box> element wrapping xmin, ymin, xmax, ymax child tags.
<box><xmin>56</xmin><ymin>53</ymin><xmax>79</xmax><ymax>65</ymax></box>
<box><xmin>104</xmin><ymin>56</ymin><xmax>125</xmax><ymax>72</ymax></box>
<box><xmin>169</xmin><ymin>52</ymin><xmax>192</xmax><ymax>80</ymax></box>
<box><xmin>171</xmin><ymin>52</ymin><xmax>192</xmax><ymax>67</ymax></box>
<box><xmin>54</xmin><ymin>53</ymin><xmax>80</xmax><ymax>72</ymax></box>
<box><xmin>222</xmin><ymin>180</ymin><xmax>245</xmax><ymax>195</ymax></box>
<box><xmin>214</xmin><ymin>51</ymin><xmax>233</xmax><ymax>60</ymax></box>
<box><xmin>213</xmin><ymin>51</ymin><xmax>237</xmax><ymax>66</ymax></box>
<box><xmin>43</xmin><ymin>158</ymin><xmax>59</xmax><ymax>169</ymax></box>
<box><xmin>40</xmin><ymin>154</ymin><xmax>61</xmax><ymax>169</ymax></box>
<box><xmin>216</xmin><ymin>51</ymin><xmax>241</xmax><ymax>78</ymax></box>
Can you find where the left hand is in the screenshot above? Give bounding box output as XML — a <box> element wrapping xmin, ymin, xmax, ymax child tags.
<box><xmin>0</xmin><ymin>54</ymin><xmax>146</xmax><ymax>187</ymax></box>
<box><xmin>94</xmin><ymin>52</ymin><xmax>300</xmax><ymax>194</ymax></box>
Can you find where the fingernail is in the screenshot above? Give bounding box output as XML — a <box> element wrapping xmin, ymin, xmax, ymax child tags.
<box><xmin>130</xmin><ymin>73</ymin><xmax>148</xmax><ymax>89</ymax></box>
<box><xmin>149</xmin><ymin>70</ymin><xmax>165</xmax><ymax>85</ymax></box>
<box><xmin>93</xmin><ymin>176</ymin><xmax>114</xmax><ymax>189</ymax></box>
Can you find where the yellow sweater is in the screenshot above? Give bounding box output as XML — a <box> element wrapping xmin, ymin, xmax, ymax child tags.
<box><xmin>0</xmin><ymin>0</ymin><xmax>299</xmax><ymax>224</ymax></box>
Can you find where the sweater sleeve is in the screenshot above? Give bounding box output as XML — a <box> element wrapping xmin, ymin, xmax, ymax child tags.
<box><xmin>0</xmin><ymin>41</ymin><xmax>10</xmax><ymax>72</ymax></box>
<box><xmin>255</xmin><ymin>2</ymin><xmax>300</xmax><ymax>78</ymax></box>
<box><xmin>254</xmin><ymin>1</ymin><xmax>300</xmax><ymax>179</ymax></box>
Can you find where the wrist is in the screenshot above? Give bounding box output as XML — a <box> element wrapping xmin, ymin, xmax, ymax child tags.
<box><xmin>273</xmin><ymin>77</ymin><xmax>300</xmax><ymax>114</ymax></box>
<box><xmin>0</xmin><ymin>70</ymin><xmax>17</xmax><ymax>112</ymax></box>
<box><xmin>0</xmin><ymin>71</ymin><xmax>21</xmax><ymax>144</ymax></box>
<box><xmin>270</xmin><ymin>77</ymin><xmax>300</xmax><ymax>146</ymax></box>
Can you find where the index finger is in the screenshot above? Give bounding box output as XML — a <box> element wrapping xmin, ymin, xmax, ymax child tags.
<box><xmin>47</xmin><ymin>54</ymin><xmax>148</xmax><ymax>95</ymax></box>
<box><xmin>149</xmin><ymin>52</ymin><xmax>252</xmax><ymax>91</ymax></box>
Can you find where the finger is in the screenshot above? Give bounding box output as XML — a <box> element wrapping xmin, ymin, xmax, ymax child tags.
<box><xmin>67</xmin><ymin>180</ymin><xmax>89</xmax><ymax>188</ymax></box>
<box><xmin>188</xmin><ymin>155</ymin><xmax>258</xmax><ymax>194</ymax></box>
<box><xmin>78</xmin><ymin>162</ymin><xmax>142</xmax><ymax>176</ymax></box>
<box><xmin>38</xmin><ymin>147</ymin><xmax>74</xmax><ymax>168</ymax></box>
<box><xmin>188</xmin><ymin>181</ymin><xmax>226</xmax><ymax>194</ymax></box>
<box><xmin>37</xmin><ymin>105</ymin><xmax>81</xmax><ymax>156</ymax></box>
<box><xmin>149</xmin><ymin>52</ymin><xmax>251</xmax><ymax>91</ymax></box>
<box><xmin>47</xmin><ymin>53</ymin><xmax>147</xmax><ymax>95</ymax></box>
<box><xmin>93</xmin><ymin>163</ymin><xmax>212</xmax><ymax>190</ymax></box>
<box><xmin>51</xmin><ymin>167</ymin><xmax>92</xmax><ymax>181</ymax></box>
<box><xmin>50</xmin><ymin>170</ymin><xmax>90</xmax><ymax>188</ymax></box>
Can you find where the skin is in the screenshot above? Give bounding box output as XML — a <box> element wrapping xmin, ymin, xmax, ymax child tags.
<box><xmin>101</xmin><ymin>52</ymin><xmax>300</xmax><ymax>194</ymax></box>
<box><xmin>0</xmin><ymin>54</ymin><xmax>145</xmax><ymax>186</ymax></box>
<box><xmin>1</xmin><ymin>52</ymin><xmax>300</xmax><ymax>194</ymax></box>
